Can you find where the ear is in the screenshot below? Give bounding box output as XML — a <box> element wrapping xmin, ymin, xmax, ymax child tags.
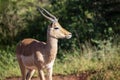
<box><xmin>49</xmin><ymin>22</ymin><xmax>54</xmax><ymax>28</ymax></box>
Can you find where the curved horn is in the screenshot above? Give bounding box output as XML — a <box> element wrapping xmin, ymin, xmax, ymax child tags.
<box><xmin>37</xmin><ymin>7</ymin><xmax>55</xmax><ymax>22</ymax></box>
<box><xmin>42</xmin><ymin>8</ymin><xmax>58</xmax><ymax>21</ymax></box>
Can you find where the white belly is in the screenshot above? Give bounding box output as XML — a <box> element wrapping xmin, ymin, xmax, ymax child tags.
<box><xmin>21</xmin><ymin>54</ymin><xmax>36</xmax><ymax>69</ymax></box>
<box><xmin>45</xmin><ymin>59</ymin><xmax>55</xmax><ymax>69</ymax></box>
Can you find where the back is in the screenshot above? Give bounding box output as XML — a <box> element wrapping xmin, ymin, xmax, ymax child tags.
<box><xmin>16</xmin><ymin>38</ymin><xmax>46</xmax><ymax>56</ymax></box>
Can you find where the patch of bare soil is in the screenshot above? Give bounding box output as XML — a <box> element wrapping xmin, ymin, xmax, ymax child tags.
<box><xmin>6</xmin><ymin>71</ymin><xmax>97</xmax><ymax>80</ymax></box>
<box><xmin>6</xmin><ymin>75</ymin><xmax>83</xmax><ymax>80</ymax></box>
<box><xmin>5</xmin><ymin>74</ymin><xmax>89</xmax><ymax>80</ymax></box>
<box><xmin>6</xmin><ymin>75</ymin><xmax>79</xmax><ymax>80</ymax></box>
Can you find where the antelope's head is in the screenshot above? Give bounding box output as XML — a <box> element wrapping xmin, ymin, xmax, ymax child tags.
<box><xmin>37</xmin><ymin>7</ymin><xmax>72</xmax><ymax>39</ymax></box>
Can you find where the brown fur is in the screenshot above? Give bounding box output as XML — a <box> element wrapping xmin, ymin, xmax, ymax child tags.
<box><xmin>16</xmin><ymin>20</ymin><xmax>72</xmax><ymax>80</ymax></box>
<box><xmin>16</xmin><ymin>38</ymin><xmax>46</xmax><ymax>56</ymax></box>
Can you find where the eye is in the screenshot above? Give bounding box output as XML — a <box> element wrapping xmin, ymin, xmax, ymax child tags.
<box><xmin>54</xmin><ymin>27</ymin><xmax>59</xmax><ymax>30</ymax></box>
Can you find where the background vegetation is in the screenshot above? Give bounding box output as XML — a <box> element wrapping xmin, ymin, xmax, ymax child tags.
<box><xmin>0</xmin><ymin>0</ymin><xmax>120</xmax><ymax>80</ymax></box>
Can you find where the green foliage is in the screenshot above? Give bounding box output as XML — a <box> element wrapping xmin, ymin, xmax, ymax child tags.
<box><xmin>0</xmin><ymin>45</ymin><xmax>20</xmax><ymax>80</ymax></box>
<box><xmin>0</xmin><ymin>0</ymin><xmax>49</xmax><ymax>45</ymax></box>
<box><xmin>49</xmin><ymin>0</ymin><xmax>120</xmax><ymax>49</ymax></box>
<box><xmin>0</xmin><ymin>0</ymin><xmax>120</xmax><ymax>47</ymax></box>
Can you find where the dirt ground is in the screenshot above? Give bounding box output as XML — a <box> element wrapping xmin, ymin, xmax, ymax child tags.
<box><xmin>5</xmin><ymin>68</ymin><xmax>120</xmax><ymax>80</ymax></box>
<box><xmin>6</xmin><ymin>73</ymin><xmax>89</xmax><ymax>80</ymax></box>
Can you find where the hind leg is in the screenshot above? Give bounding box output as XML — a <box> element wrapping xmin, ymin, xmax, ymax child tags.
<box><xmin>26</xmin><ymin>69</ymin><xmax>35</xmax><ymax>80</ymax></box>
<box><xmin>17</xmin><ymin>56</ymin><xmax>27</xmax><ymax>80</ymax></box>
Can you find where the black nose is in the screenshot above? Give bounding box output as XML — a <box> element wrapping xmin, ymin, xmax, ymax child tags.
<box><xmin>69</xmin><ymin>33</ymin><xmax>72</xmax><ymax>36</ymax></box>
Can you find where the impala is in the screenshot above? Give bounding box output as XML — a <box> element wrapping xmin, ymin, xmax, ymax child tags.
<box><xmin>16</xmin><ymin>7</ymin><xmax>72</xmax><ymax>80</ymax></box>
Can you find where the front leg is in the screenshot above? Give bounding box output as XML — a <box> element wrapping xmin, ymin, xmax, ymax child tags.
<box><xmin>46</xmin><ymin>67</ymin><xmax>53</xmax><ymax>80</ymax></box>
<box><xmin>38</xmin><ymin>69</ymin><xmax>45</xmax><ymax>80</ymax></box>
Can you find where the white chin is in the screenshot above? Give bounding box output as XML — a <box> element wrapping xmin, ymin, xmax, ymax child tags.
<box><xmin>66</xmin><ymin>35</ymin><xmax>72</xmax><ymax>39</ymax></box>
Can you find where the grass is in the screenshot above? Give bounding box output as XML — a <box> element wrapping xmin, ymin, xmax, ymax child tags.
<box><xmin>0</xmin><ymin>46</ymin><xmax>21</xmax><ymax>80</ymax></box>
<box><xmin>0</xmin><ymin>40</ymin><xmax>120</xmax><ymax>80</ymax></box>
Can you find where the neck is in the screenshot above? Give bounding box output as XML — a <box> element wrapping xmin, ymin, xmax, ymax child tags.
<box><xmin>46</xmin><ymin>35</ymin><xmax>58</xmax><ymax>56</ymax></box>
